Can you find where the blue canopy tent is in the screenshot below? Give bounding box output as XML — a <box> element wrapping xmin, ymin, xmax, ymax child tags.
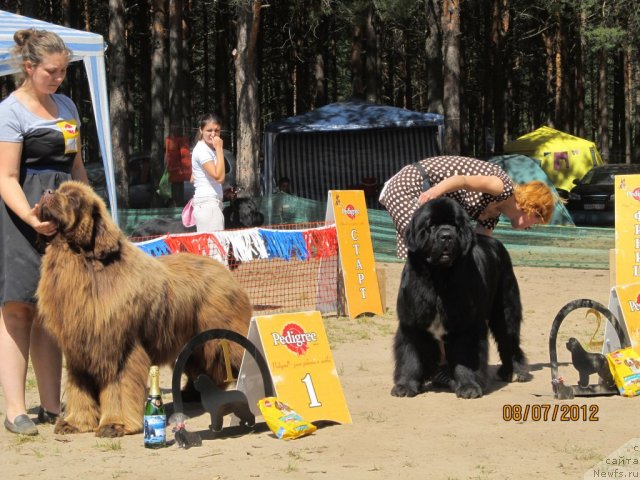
<box><xmin>263</xmin><ymin>101</ymin><xmax>444</xmax><ymax>204</ymax></box>
<box><xmin>0</xmin><ymin>10</ymin><xmax>118</xmax><ymax>223</ymax></box>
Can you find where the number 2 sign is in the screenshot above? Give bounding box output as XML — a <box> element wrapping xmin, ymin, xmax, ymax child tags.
<box><xmin>235</xmin><ymin>311</ymin><xmax>352</xmax><ymax>425</ymax></box>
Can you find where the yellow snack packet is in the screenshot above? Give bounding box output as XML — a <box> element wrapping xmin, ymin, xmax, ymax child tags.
<box><xmin>606</xmin><ymin>347</ymin><xmax>640</xmax><ymax>397</ymax></box>
<box><xmin>257</xmin><ymin>397</ymin><xmax>317</xmax><ymax>440</ymax></box>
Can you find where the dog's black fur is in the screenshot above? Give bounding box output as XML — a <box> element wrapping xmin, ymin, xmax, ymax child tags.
<box><xmin>223</xmin><ymin>198</ymin><xmax>264</xmax><ymax>229</ymax></box>
<box><xmin>391</xmin><ymin>197</ymin><xmax>530</xmax><ymax>399</ymax></box>
<box><xmin>131</xmin><ymin>217</ymin><xmax>195</xmax><ymax>238</ymax></box>
<box><xmin>130</xmin><ymin>198</ymin><xmax>264</xmax><ymax>238</ymax></box>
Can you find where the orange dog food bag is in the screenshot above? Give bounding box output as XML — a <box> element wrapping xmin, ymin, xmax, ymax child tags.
<box><xmin>606</xmin><ymin>347</ymin><xmax>640</xmax><ymax>397</ymax></box>
<box><xmin>257</xmin><ymin>397</ymin><xmax>317</xmax><ymax>440</ymax></box>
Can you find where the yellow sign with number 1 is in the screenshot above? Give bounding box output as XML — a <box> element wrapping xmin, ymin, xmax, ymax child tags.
<box><xmin>235</xmin><ymin>311</ymin><xmax>352</xmax><ymax>425</ymax></box>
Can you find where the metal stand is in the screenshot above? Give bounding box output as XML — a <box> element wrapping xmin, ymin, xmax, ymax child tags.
<box><xmin>549</xmin><ymin>299</ymin><xmax>630</xmax><ymax>399</ymax></box>
<box><xmin>172</xmin><ymin>328</ymin><xmax>274</xmax><ymax>434</ymax></box>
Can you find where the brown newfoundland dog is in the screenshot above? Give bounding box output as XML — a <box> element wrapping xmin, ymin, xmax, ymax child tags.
<box><xmin>36</xmin><ymin>181</ymin><xmax>252</xmax><ymax>437</ymax></box>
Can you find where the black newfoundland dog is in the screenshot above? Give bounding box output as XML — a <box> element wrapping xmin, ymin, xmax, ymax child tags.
<box><xmin>130</xmin><ymin>198</ymin><xmax>264</xmax><ymax>237</ymax></box>
<box><xmin>391</xmin><ymin>197</ymin><xmax>530</xmax><ymax>399</ymax></box>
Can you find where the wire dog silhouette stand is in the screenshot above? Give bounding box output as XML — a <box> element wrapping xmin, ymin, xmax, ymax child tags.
<box><xmin>172</xmin><ymin>329</ymin><xmax>274</xmax><ymax>437</ymax></box>
<box><xmin>549</xmin><ymin>299</ymin><xmax>630</xmax><ymax>400</ymax></box>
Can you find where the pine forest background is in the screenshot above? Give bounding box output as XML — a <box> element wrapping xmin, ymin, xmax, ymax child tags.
<box><xmin>1</xmin><ymin>0</ymin><xmax>639</xmax><ymax>207</ymax></box>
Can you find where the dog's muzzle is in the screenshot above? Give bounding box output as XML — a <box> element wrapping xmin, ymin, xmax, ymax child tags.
<box><xmin>431</xmin><ymin>226</ymin><xmax>456</xmax><ymax>265</ymax></box>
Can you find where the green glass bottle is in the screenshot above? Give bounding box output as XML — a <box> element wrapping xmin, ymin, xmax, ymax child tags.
<box><xmin>143</xmin><ymin>365</ymin><xmax>166</xmax><ymax>448</ymax></box>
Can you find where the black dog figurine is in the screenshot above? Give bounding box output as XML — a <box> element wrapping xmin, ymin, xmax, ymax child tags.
<box><xmin>566</xmin><ymin>337</ymin><xmax>615</xmax><ymax>388</ymax></box>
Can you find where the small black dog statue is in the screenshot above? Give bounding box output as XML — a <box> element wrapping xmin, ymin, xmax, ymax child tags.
<box><xmin>566</xmin><ymin>337</ymin><xmax>615</xmax><ymax>388</ymax></box>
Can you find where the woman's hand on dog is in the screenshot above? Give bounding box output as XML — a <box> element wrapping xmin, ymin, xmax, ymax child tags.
<box><xmin>418</xmin><ymin>186</ymin><xmax>442</xmax><ymax>205</ymax></box>
<box><xmin>30</xmin><ymin>204</ymin><xmax>57</xmax><ymax>236</ymax></box>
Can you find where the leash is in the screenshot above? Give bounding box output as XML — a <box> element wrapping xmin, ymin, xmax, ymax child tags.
<box><xmin>413</xmin><ymin>161</ymin><xmax>432</xmax><ymax>191</ymax></box>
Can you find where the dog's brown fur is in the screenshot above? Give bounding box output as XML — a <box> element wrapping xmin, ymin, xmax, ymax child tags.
<box><xmin>36</xmin><ymin>181</ymin><xmax>252</xmax><ymax>437</ymax></box>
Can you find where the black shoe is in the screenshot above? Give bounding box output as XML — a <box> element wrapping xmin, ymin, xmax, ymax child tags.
<box><xmin>37</xmin><ymin>407</ymin><xmax>60</xmax><ymax>425</ymax></box>
<box><xmin>4</xmin><ymin>414</ymin><xmax>38</xmax><ymax>435</ymax></box>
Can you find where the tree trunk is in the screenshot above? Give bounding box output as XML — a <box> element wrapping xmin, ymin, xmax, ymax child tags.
<box><xmin>312</xmin><ymin>11</ymin><xmax>329</xmax><ymax>108</ymax></box>
<box><xmin>351</xmin><ymin>18</ymin><xmax>365</xmax><ymax>99</ymax></box>
<box><xmin>150</xmin><ymin>0</ymin><xmax>167</xmax><ymax>191</ymax></box>
<box><xmin>542</xmin><ymin>30</ymin><xmax>554</xmax><ymax>127</ymax></box>
<box><xmin>634</xmin><ymin>54</ymin><xmax>640</xmax><ymax>161</ymax></box>
<box><xmin>201</xmin><ymin>0</ymin><xmax>210</xmax><ymax>109</ymax></box>
<box><xmin>108</xmin><ymin>0</ymin><xmax>129</xmax><ymax>207</ymax></box>
<box><xmin>215</xmin><ymin>1</ymin><xmax>232</xmax><ymax>131</ymax></box>
<box><xmin>168</xmin><ymin>0</ymin><xmax>184</xmax><ymax>136</ymax></box>
<box><xmin>181</xmin><ymin>4</ymin><xmax>191</xmax><ymax>135</ymax></box>
<box><xmin>442</xmin><ymin>0</ymin><xmax>461</xmax><ymax>154</ymax></box>
<box><xmin>558</xmin><ymin>14</ymin><xmax>574</xmax><ymax>132</ymax></box>
<box><xmin>383</xmin><ymin>30</ymin><xmax>395</xmax><ymax>105</ymax></box>
<box><xmin>168</xmin><ymin>0</ymin><xmax>185</xmax><ymax>204</ymax></box>
<box><xmin>330</xmin><ymin>36</ymin><xmax>338</xmax><ymax>101</ymax></box>
<box><xmin>19</xmin><ymin>0</ymin><xmax>38</xmax><ymax>17</ymax></box>
<box><xmin>313</xmin><ymin>29</ymin><xmax>328</xmax><ymax>108</ymax></box>
<box><xmin>425</xmin><ymin>0</ymin><xmax>443</xmax><ymax>114</ymax></box>
<box><xmin>598</xmin><ymin>48</ymin><xmax>610</xmax><ymax>161</ymax></box>
<box><xmin>365</xmin><ymin>5</ymin><xmax>379</xmax><ymax>103</ymax></box>
<box><xmin>575</xmin><ymin>6</ymin><xmax>586</xmax><ymax>138</ymax></box>
<box><xmin>403</xmin><ymin>28</ymin><xmax>413</xmax><ymax>110</ymax></box>
<box><xmin>234</xmin><ymin>0</ymin><xmax>262</xmax><ymax>197</ymax></box>
<box><xmin>553</xmin><ymin>21</ymin><xmax>563</xmax><ymax>130</ymax></box>
<box><xmin>624</xmin><ymin>48</ymin><xmax>632</xmax><ymax>163</ymax></box>
<box><xmin>612</xmin><ymin>53</ymin><xmax>624</xmax><ymax>161</ymax></box>
<box><xmin>490</xmin><ymin>0</ymin><xmax>508</xmax><ymax>153</ymax></box>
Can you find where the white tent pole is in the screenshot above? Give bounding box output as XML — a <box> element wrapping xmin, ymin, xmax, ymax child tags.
<box><xmin>83</xmin><ymin>56</ymin><xmax>118</xmax><ymax>225</ymax></box>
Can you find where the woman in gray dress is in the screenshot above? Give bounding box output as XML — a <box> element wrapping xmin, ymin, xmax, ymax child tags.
<box><xmin>0</xmin><ymin>29</ymin><xmax>88</xmax><ymax>435</ymax></box>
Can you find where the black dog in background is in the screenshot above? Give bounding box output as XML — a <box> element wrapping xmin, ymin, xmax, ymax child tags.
<box><xmin>130</xmin><ymin>197</ymin><xmax>264</xmax><ymax>238</ymax></box>
<box><xmin>223</xmin><ymin>197</ymin><xmax>264</xmax><ymax>229</ymax></box>
<box><xmin>392</xmin><ymin>197</ymin><xmax>530</xmax><ymax>399</ymax></box>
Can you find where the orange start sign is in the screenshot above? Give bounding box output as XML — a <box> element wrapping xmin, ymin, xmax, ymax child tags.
<box><xmin>235</xmin><ymin>311</ymin><xmax>352</xmax><ymax>425</ymax></box>
<box><xmin>325</xmin><ymin>190</ymin><xmax>383</xmax><ymax>319</ymax></box>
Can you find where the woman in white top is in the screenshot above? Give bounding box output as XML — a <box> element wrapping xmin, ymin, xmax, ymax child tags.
<box><xmin>191</xmin><ymin>113</ymin><xmax>225</xmax><ymax>231</ymax></box>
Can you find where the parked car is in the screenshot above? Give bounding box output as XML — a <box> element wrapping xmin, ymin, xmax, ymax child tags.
<box><xmin>566</xmin><ymin>163</ymin><xmax>640</xmax><ymax>227</ymax></box>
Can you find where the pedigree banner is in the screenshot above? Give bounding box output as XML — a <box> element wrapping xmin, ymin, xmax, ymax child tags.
<box><xmin>235</xmin><ymin>311</ymin><xmax>351</xmax><ymax>425</ymax></box>
<box><xmin>604</xmin><ymin>174</ymin><xmax>640</xmax><ymax>353</ymax></box>
<box><xmin>614</xmin><ymin>174</ymin><xmax>640</xmax><ymax>286</ymax></box>
<box><xmin>325</xmin><ymin>190</ymin><xmax>383</xmax><ymax>319</ymax></box>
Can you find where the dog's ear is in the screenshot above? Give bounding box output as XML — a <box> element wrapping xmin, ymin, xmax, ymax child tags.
<box><xmin>92</xmin><ymin>207</ymin><xmax>122</xmax><ymax>259</ymax></box>
<box><xmin>404</xmin><ymin>210</ymin><xmax>429</xmax><ymax>254</ymax></box>
<box><xmin>456</xmin><ymin>208</ymin><xmax>476</xmax><ymax>256</ymax></box>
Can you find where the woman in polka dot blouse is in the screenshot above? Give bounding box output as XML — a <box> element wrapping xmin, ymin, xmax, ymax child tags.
<box><xmin>380</xmin><ymin>155</ymin><xmax>555</xmax><ymax>259</ymax></box>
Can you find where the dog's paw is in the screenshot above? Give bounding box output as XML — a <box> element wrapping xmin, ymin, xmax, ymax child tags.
<box><xmin>498</xmin><ymin>361</ymin><xmax>532</xmax><ymax>383</ymax></box>
<box><xmin>95</xmin><ymin>423</ymin><xmax>126</xmax><ymax>438</ymax></box>
<box><xmin>454</xmin><ymin>382</ymin><xmax>483</xmax><ymax>399</ymax></box>
<box><xmin>54</xmin><ymin>419</ymin><xmax>81</xmax><ymax>435</ymax></box>
<box><xmin>512</xmin><ymin>360</ymin><xmax>532</xmax><ymax>382</ymax></box>
<box><xmin>496</xmin><ymin>364</ymin><xmax>513</xmax><ymax>382</ymax></box>
<box><xmin>391</xmin><ymin>384</ymin><xmax>419</xmax><ymax>397</ymax></box>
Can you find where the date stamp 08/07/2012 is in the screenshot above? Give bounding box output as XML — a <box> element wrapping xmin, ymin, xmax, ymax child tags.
<box><xmin>502</xmin><ymin>403</ymin><xmax>599</xmax><ymax>422</ymax></box>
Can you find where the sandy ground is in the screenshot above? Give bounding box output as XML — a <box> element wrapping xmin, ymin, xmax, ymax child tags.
<box><xmin>1</xmin><ymin>261</ymin><xmax>638</xmax><ymax>480</ymax></box>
